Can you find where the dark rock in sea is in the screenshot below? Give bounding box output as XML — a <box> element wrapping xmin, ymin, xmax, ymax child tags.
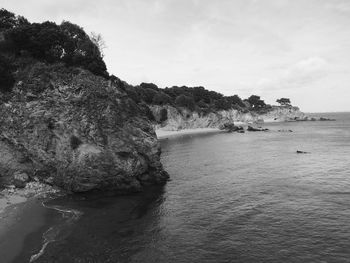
<box><xmin>247</xmin><ymin>126</ymin><xmax>269</xmax><ymax>132</ymax></box>
<box><xmin>0</xmin><ymin>64</ymin><xmax>169</xmax><ymax>193</ymax></box>
<box><xmin>219</xmin><ymin>123</ymin><xmax>244</xmax><ymax>133</ymax></box>
<box><xmin>278</xmin><ymin>129</ymin><xmax>293</xmax><ymax>132</ymax></box>
<box><xmin>13</xmin><ymin>172</ymin><xmax>29</xmax><ymax>188</ymax></box>
<box><xmin>319</xmin><ymin>117</ymin><xmax>336</xmax><ymax>121</ymax></box>
<box><xmin>296</xmin><ymin>150</ymin><xmax>309</xmax><ymax>154</ymax></box>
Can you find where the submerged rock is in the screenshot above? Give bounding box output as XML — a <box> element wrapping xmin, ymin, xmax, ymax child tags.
<box><xmin>0</xmin><ymin>64</ymin><xmax>169</xmax><ymax>193</ymax></box>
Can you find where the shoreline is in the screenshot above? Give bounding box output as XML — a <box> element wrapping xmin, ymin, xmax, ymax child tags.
<box><xmin>0</xmin><ymin>182</ymin><xmax>61</xmax><ymax>262</ymax></box>
<box><xmin>156</xmin><ymin>128</ymin><xmax>223</xmax><ymax>140</ymax></box>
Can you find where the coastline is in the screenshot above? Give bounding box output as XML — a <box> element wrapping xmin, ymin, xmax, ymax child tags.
<box><xmin>156</xmin><ymin>127</ymin><xmax>223</xmax><ymax>140</ymax></box>
<box><xmin>0</xmin><ymin>183</ymin><xmax>61</xmax><ymax>262</ymax></box>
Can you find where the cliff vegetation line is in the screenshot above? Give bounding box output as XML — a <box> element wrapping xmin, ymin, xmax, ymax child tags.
<box><xmin>0</xmin><ymin>9</ymin><xmax>301</xmax><ymax>192</ymax></box>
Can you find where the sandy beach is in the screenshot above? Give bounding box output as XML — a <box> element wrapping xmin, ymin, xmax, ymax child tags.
<box><xmin>156</xmin><ymin>128</ymin><xmax>223</xmax><ymax>140</ymax></box>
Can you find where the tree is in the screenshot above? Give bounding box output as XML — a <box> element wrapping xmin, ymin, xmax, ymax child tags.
<box><xmin>152</xmin><ymin>92</ymin><xmax>172</xmax><ymax>105</ymax></box>
<box><xmin>227</xmin><ymin>95</ymin><xmax>245</xmax><ymax>108</ymax></box>
<box><xmin>247</xmin><ymin>95</ymin><xmax>266</xmax><ymax>109</ymax></box>
<box><xmin>175</xmin><ymin>94</ymin><xmax>195</xmax><ymax>110</ymax></box>
<box><xmin>139</xmin><ymin>87</ymin><xmax>158</xmax><ymax>104</ymax></box>
<box><xmin>276</xmin><ymin>98</ymin><xmax>291</xmax><ymax>106</ymax></box>
<box><xmin>4</xmin><ymin>18</ymin><xmax>108</xmax><ymax>77</ymax></box>
<box><xmin>90</xmin><ymin>32</ymin><xmax>106</xmax><ymax>58</ymax></box>
<box><xmin>0</xmin><ymin>8</ymin><xmax>29</xmax><ymax>31</ymax></box>
<box><xmin>140</xmin><ymin>82</ymin><xmax>159</xmax><ymax>91</ymax></box>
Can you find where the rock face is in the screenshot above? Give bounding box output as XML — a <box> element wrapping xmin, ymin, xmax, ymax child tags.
<box><xmin>151</xmin><ymin>105</ymin><xmax>306</xmax><ymax>131</ymax></box>
<box><xmin>13</xmin><ymin>172</ymin><xmax>29</xmax><ymax>188</ymax></box>
<box><xmin>0</xmin><ymin>63</ymin><xmax>168</xmax><ymax>192</ymax></box>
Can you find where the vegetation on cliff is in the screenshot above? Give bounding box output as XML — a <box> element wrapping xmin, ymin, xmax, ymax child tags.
<box><xmin>0</xmin><ymin>9</ymin><xmax>169</xmax><ymax>192</ymax></box>
<box><xmin>1</xmin><ymin>8</ymin><xmax>294</xmax><ymax>123</ymax></box>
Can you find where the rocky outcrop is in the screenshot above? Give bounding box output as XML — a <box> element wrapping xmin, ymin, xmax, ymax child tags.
<box><xmin>151</xmin><ymin>105</ymin><xmax>305</xmax><ymax>131</ymax></box>
<box><xmin>247</xmin><ymin>126</ymin><xmax>269</xmax><ymax>132</ymax></box>
<box><xmin>219</xmin><ymin>123</ymin><xmax>244</xmax><ymax>133</ymax></box>
<box><xmin>0</xmin><ymin>63</ymin><xmax>168</xmax><ymax>192</ymax></box>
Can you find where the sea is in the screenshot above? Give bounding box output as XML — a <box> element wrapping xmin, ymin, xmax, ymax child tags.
<box><xmin>1</xmin><ymin>112</ymin><xmax>350</xmax><ymax>263</ymax></box>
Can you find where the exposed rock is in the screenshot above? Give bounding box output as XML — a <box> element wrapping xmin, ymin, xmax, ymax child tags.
<box><xmin>0</xmin><ymin>63</ymin><xmax>169</xmax><ymax>193</ymax></box>
<box><xmin>13</xmin><ymin>172</ymin><xmax>29</xmax><ymax>188</ymax></box>
<box><xmin>247</xmin><ymin>126</ymin><xmax>269</xmax><ymax>132</ymax></box>
<box><xmin>151</xmin><ymin>105</ymin><xmax>306</xmax><ymax>131</ymax></box>
<box><xmin>219</xmin><ymin>123</ymin><xmax>244</xmax><ymax>133</ymax></box>
<box><xmin>319</xmin><ymin>117</ymin><xmax>336</xmax><ymax>121</ymax></box>
<box><xmin>296</xmin><ymin>150</ymin><xmax>309</xmax><ymax>154</ymax></box>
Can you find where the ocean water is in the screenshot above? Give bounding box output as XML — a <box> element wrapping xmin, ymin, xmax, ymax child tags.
<box><xmin>6</xmin><ymin>112</ymin><xmax>350</xmax><ymax>262</ymax></box>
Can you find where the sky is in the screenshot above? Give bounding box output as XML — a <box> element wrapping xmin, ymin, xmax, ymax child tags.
<box><xmin>1</xmin><ymin>0</ymin><xmax>350</xmax><ymax>112</ymax></box>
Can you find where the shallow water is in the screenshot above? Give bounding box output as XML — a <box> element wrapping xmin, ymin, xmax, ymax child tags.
<box><xmin>7</xmin><ymin>112</ymin><xmax>350</xmax><ymax>262</ymax></box>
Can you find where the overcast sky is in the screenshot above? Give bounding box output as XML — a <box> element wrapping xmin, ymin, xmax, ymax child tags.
<box><xmin>2</xmin><ymin>0</ymin><xmax>350</xmax><ymax>112</ymax></box>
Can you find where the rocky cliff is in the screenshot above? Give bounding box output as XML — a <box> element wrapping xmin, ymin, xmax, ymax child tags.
<box><xmin>151</xmin><ymin>105</ymin><xmax>306</xmax><ymax>131</ymax></box>
<box><xmin>0</xmin><ymin>63</ymin><xmax>168</xmax><ymax>192</ymax></box>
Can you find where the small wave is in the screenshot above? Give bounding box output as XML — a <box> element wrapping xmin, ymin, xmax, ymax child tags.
<box><xmin>30</xmin><ymin>201</ymin><xmax>83</xmax><ymax>262</ymax></box>
<box><xmin>326</xmin><ymin>191</ymin><xmax>350</xmax><ymax>195</ymax></box>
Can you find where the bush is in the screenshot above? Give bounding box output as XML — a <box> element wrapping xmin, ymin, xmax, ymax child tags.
<box><xmin>175</xmin><ymin>94</ymin><xmax>195</xmax><ymax>110</ymax></box>
<box><xmin>152</xmin><ymin>92</ymin><xmax>172</xmax><ymax>105</ymax></box>
<box><xmin>0</xmin><ymin>55</ymin><xmax>15</xmax><ymax>92</ymax></box>
<box><xmin>139</xmin><ymin>87</ymin><xmax>158</xmax><ymax>104</ymax></box>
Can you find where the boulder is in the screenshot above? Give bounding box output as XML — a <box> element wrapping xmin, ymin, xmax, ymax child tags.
<box><xmin>219</xmin><ymin>123</ymin><xmax>244</xmax><ymax>133</ymax></box>
<box><xmin>13</xmin><ymin>172</ymin><xmax>29</xmax><ymax>188</ymax></box>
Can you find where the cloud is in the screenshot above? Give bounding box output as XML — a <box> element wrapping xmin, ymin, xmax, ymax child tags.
<box><xmin>255</xmin><ymin>57</ymin><xmax>330</xmax><ymax>92</ymax></box>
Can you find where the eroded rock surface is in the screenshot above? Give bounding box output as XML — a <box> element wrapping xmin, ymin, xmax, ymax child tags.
<box><xmin>0</xmin><ymin>63</ymin><xmax>168</xmax><ymax>192</ymax></box>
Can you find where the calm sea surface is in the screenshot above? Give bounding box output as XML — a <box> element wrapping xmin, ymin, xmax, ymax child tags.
<box><xmin>7</xmin><ymin>112</ymin><xmax>350</xmax><ymax>262</ymax></box>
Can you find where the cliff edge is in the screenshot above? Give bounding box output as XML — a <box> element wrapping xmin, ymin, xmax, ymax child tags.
<box><xmin>150</xmin><ymin>105</ymin><xmax>306</xmax><ymax>131</ymax></box>
<box><xmin>0</xmin><ymin>63</ymin><xmax>168</xmax><ymax>192</ymax></box>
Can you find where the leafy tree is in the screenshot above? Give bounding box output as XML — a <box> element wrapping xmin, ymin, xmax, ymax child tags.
<box><xmin>227</xmin><ymin>95</ymin><xmax>245</xmax><ymax>108</ymax></box>
<box><xmin>0</xmin><ymin>8</ymin><xmax>29</xmax><ymax>30</ymax></box>
<box><xmin>197</xmin><ymin>100</ymin><xmax>209</xmax><ymax>108</ymax></box>
<box><xmin>276</xmin><ymin>98</ymin><xmax>291</xmax><ymax>106</ymax></box>
<box><xmin>140</xmin><ymin>82</ymin><xmax>159</xmax><ymax>91</ymax></box>
<box><xmin>139</xmin><ymin>87</ymin><xmax>158</xmax><ymax>104</ymax></box>
<box><xmin>152</xmin><ymin>92</ymin><xmax>172</xmax><ymax>105</ymax></box>
<box><xmin>214</xmin><ymin>98</ymin><xmax>232</xmax><ymax>111</ymax></box>
<box><xmin>247</xmin><ymin>95</ymin><xmax>266</xmax><ymax>109</ymax></box>
<box><xmin>2</xmin><ymin>14</ymin><xmax>108</xmax><ymax>77</ymax></box>
<box><xmin>175</xmin><ymin>94</ymin><xmax>195</xmax><ymax>110</ymax></box>
<box><xmin>60</xmin><ymin>21</ymin><xmax>107</xmax><ymax>76</ymax></box>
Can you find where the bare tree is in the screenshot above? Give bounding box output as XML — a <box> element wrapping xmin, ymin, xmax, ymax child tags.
<box><xmin>90</xmin><ymin>32</ymin><xmax>107</xmax><ymax>58</ymax></box>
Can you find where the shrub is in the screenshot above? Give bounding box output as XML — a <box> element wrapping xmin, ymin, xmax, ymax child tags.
<box><xmin>152</xmin><ymin>92</ymin><xmax>172</xmax><ymax>105</ymax></box>
<box><xmin>175</xmin><ymin>94</ymin><xmax>195</xmax><ymax>110</ymax></box>
<box><xmin>0</xmin><ymin>55</ymin><xmax>15</xmax><ymax>92</ymax></box>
